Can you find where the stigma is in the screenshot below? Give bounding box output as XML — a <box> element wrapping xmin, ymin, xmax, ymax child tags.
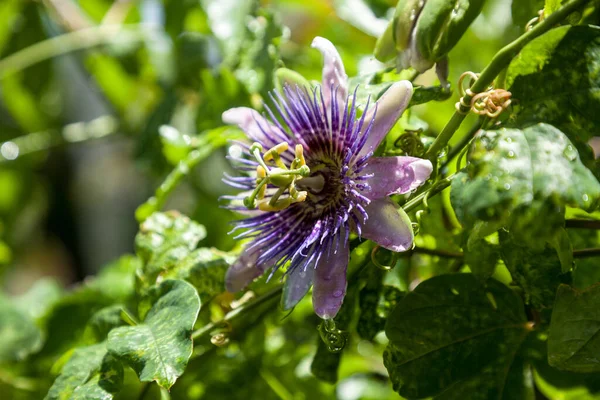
<box><xmin>244</xmin><ymin>142</ymin><xmax>311</xmax><ymax>212</ymax></box>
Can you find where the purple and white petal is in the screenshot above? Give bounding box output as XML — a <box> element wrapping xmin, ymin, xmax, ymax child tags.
<box><xmin>282</xmin><ymin>261</ymin><xmax>315</xmax><ymax>310</ymax></box>
<box><xmin>357</xmin><ymin>81</ymin><xmax>413</xmax><ymax>158</ymax></box>
<box><xmin>222</xmin><ymin>107</ymin><xmax>288</xmax><ymax>148</ymax></box>
<box><xmin>360</xmin><ymin>156</ymin><xmax>432</xmax><ymax>200</ymax></box>
<box><xmin>361</xmin><ymin>198</ymin><xmax>414</xmax><ymax>252</ymax></box>
<box><xmin>311</xmin><ymin>36</ymin><xmax>348</xmax><ymax>110</ymax></box>
<box><xmin>312</xmin><ymin>235</ymin><xmax>349</xmax><ymax>319</ymax></box>
<box><xmin>225</xmin><ymin>248</ymin><xmax>272</xmax><ymax>292</ymax></box>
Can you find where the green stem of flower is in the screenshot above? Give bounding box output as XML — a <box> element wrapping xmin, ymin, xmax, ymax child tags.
<box><xmin>191</xmin><ymin>285</ymin><xmax>282</xmax><ymax>341</ymax></box>
<box><xmin>440</xmin><ymin>121</ymin><xmax>482</xmax><ymax>170</ymax></box>
<box><xmin>0</xmin><ymin>24</ymin><xmax>157</xmax><ymax>79</ymax></box>
<box><xmin>573</xmin><ymin>248</ymin><xmax>600</xmax><ymax>258</ymax></box>
<box><xmin>402</xmin><ymin>174</ymin><xmax>455</xmax><ymax>213</ymax></box>
<box><xmin>565</xmin><ymin>219</ymin><xmax>600</xmax><ymax>229</ymax></box>
<box><xmin>411</xmin><ymin>247</ymin><xmax>463</xmax><ymax>258</ymax></box>
<box><xmin>424</xmin><ymin>0</ymin><xmax>590</xmax><ymax>162</ymax></box>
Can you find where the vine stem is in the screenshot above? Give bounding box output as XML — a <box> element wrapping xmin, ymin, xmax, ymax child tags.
<box><xmin>135</xmin><ymin>128</ymin><xmax>242</xmax><ymax>222</ymax></box>
<box><xmin>573</xmin><ymin>248</ymin><xmax>600</xmax><ymax>258</ymax></box>
<box><xmin>411</xmin><ymin>247</ymin><xmax>463</xmax><ymax>258</ymax></box>
<box><xmin>424</xmin><ymin>0</ymin><xmax>590</xmax><ymax>162</ymax></box>
<box><xmin>0</xmin><ymin>24</ymin><xmax>157</xmax><ymax>79</ymax></box>
<box><xmin>566</xmin><ymin>219</ymin><xmax>600</xmax><ymax>229</ymax></box>
<box><xmin>402</xmin><ymin>174</ymin><xmax>455</xmax><ymax>213</ymax></box>
<box><xmin>191</xmin><ymin>286</ymin><xmax>282</xmax><ymax>341</ymax></box>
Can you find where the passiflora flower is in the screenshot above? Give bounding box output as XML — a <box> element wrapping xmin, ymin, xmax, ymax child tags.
<box><xmin>222</xmin><ymin>37</ymin><xmax>432</xmax><ymax>319</ymax></box>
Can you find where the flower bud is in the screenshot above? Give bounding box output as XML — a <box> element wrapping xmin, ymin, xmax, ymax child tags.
<box><xmin>375</xmin><ymin>0</ymin><xmax>486</xmax><ymax>75</ymax></box>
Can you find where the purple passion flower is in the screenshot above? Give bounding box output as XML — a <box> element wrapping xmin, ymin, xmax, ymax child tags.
<box><xmin>222</xmin><ymin>37</ymin><xmax>432</xmax><ymax>319</ymax></box>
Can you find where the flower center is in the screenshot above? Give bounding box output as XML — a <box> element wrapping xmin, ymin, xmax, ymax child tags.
<box><xmin>299</xmin><ymin>156</ymin><xmax>346</xmax><ymax>217</ymax></box>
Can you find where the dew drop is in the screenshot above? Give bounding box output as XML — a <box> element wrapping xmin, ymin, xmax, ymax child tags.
<box><xmin>504</xmin><ymin>183</ymin><xmax>511</xmax><ymax>190</ymax></box>
<box><xmin>505</xmin><ymin>137</ymin><xmax>512</xmax><ymax>143</ymax></box>
<box><xmin>583</xmin><ymin>193</ymin><xmax>590</xmax><ymax>202</ymax></box>
<box><xmin>563</xmin><ymin>145</ymin><xmax>578</xmax><ymax>161</ymax></box>
<box><xmin>507</xmin><ymin>150</ymin><xmax>515</xmax><ymax>158</ymax></box>
<box><xmin>333</xmin><ymin>290</ymin><xmax>343</xmax><ymax>298</ymax></box>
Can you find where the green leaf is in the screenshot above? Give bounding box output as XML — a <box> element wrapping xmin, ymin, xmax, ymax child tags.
<box><xmin>37</xmin><ymin>257</ymin><xmax>138</xmax><ymax>359</ymax></box>
<box><xmin>384</xmin><ymin>274</ymin><xmax>533</xmax><ymax>399</ymax></box>
<box><xmin>534</xmin><ymin>347</ymin><xmax>600</xmax><ymax>400</ymax></box>
<box><xmin>409</xmin><ymin>85</ymin><xmax>453</xmax><ymax>107</ymax></box>
<box><xmin>548</xmin><ymin>227</ymin><xmax>574</xmax><ymax>273</ymax></box>
<box><xmin>159</xmin><ymin>125</ymin><xmax>193</xmax><ymax>165</ymax></box>
<box><xmin>135</xmin><ymin>211</ymin><xmax>206</xmax><ymax>283</ymax></box>
<box><xmin>83</xmin><ymin>305</ymin><xmax>127</xmax><ymax>344</ymax></box>
<box><xmin>357</xmin><ymin>268</ymin><xmax>385</xmax><ymax>341</ymax></box>
<box><xmin>107</xmin><ymin>279</ymin><xmax>201</xmax><ymax>389</ymax></box>
<box><xmin>13</xmin><ymin>278</ymin><xmax>63</xmax><ymax>321</ymax></box>
<box><xmin>505</xmin><ymin>26</ymin><xmax>600</xmax><ymax>145</ymax></box>
<box><xmin>235</xmin><ymin>9</ymin><xmax>285</xmax><ymax>99</ymax></box>
<box><xmin>499</xmin><ymin>230</ymin><xmax>568</xmax><ymax>309</ymax></box>
<box><xmin>548</xmin><ymin>283</ymin><xmax>600</xmax><ymax>372</ymax></box>
<box><xmin>163</xmin><ymin>247</ymin><xmax>234</xmax><ymax>301</ymax></box>
<box><xmin>45</xmin><ymin>343</ymin><xmax>123</xmax><ymax>400</ymax></box>
<box><xmin>201</xmin><ymin>0</ymin><xmax>257</xmax><ymax>64</ymax></box>
<box><xmin>88</xmin><ymin>255</ymin><xmax>140</xmax><ymax>302</ymax></box>
<box><xmin>0</xmin><ymin>294</ymin><xmax>43</xmax><ymax>362</ymax></box>
<box><xmin>464</xmin><ymin>239</ymin><xmax>499</xmax><ymax>281</ymax></box>
<box><xmin>451</xmin><ymin>124</ymin><xmax>600</xmax><ymax>231</ymax></box>
<box><xmin>511</xmin><ymin>0</ymin><xmax>544</xmax><ymax>27</ymax></box>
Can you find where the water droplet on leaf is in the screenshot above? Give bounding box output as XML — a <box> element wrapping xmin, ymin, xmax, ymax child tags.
<box><xmin>563</xmin><ymin>145</ymin><xmax>578</xmax><ymax>161</ymax></box>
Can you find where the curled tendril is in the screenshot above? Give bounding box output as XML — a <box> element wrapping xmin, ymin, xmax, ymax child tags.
<box><xmin>414</xmin><ymin>190</ymin><xmax>432</xmax><ymax>234</ymax></box>
<box><xmin>525</xmin><ymin>9</ymin><xmax>545</xmax><ymax>31</ymax></box>
<box><xmin>394</xmin><ymin>129</ymin><xmax>425</xmax><ymax>156</ymax></box>
<box><xmin>318</xmin><ymin>319</ymin><xmax>347</xmax><ymax>353</ymax></box>
<box><xmin>210</xmin><ymin>333</ymin><xmax>230</xmax><ymax>347</ymax></box>
<box><xmin>210</xmin><ymin>321</ymin><xmax>232</xmax><ymax>347</ymax></box>
<box><xmin>455</xmin><ymin>71</ymin><xmax>511</xmax><ymax>118</ymax></box>
<box><xmin>471</xmin><ymin>89</ymin><xmax>512</xmax><ymax>118</ymax></box>
<box><xmin>371</xmin><ymin>245</ymin><xmax>399</xmax><ymax>271</ymax></box>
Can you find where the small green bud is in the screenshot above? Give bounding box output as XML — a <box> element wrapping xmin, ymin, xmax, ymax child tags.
<box><xmin>250</xmin><ymin>142</ymin><xmax>263</xmax><ymax>153</ymax></box>
<box><xmin>298</xmin><ymin>165</ymin><xmax>311</xmax><ymax>177</ymax></box>
<box><xmin>243</xmin><ymin>196</ymin><xmax>257</xmax><ymax>209</ymax></box>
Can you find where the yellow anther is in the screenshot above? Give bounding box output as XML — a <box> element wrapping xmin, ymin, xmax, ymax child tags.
<box><xmin>256</xmin><ymin>166</ymin><xmax>267</xmax><ymax>199</ymax></box>
<box><xmin>263</xmin><ymin>142</ymin><xmax>289</xmax><ymax>162</ymax></box>
<box><xmin>295</xmin><ymin>144</ymin><xmax>305</xmax><ymax>166</ymax></box>
<box><xmin>295</xmin><ymin>191</ymin><xmax>307</xmax><ymax>202</ymax></box>
<box><xmin>259</xmin><ymin>197</ymin><xmax>292</xmax><ymax>211</ymax></box>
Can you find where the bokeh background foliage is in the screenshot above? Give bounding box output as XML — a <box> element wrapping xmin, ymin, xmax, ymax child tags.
<box><xmin>1</xmin><ymin>0</ymin><xmax>600</xmax><ymax>399</ymax></box>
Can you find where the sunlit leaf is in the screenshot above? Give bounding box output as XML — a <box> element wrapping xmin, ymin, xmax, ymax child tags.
<box><xmin>506</xmin><ymin>26</ymin><xmax>600</xmax><ymax>146</ymax></box>
<box><xmin>45</xmin><ymin>343</ymin><xmax>123</xmax><ymax>400</ymax></box>
<box><xmin>107</xmin><ymin>279</ymin><xmax>200</xmax><ymax>389</ymax></box>
<box><xmin>0</xmin><ymin>294</ymin><xmax>43</xmax><ymax>362</ymax></box>
<box><xmin>135</xmin><ymin>211</ymin><xmax>206</xmax><ymax>283</ymax></box>
<box><xmin>163</xmin><ymin>247</ymin><xmax>233</xmax><ymax>301</ymax></box>
<box><xmin>451</xmin><ymin>124</ymin><xmax>600</xmax><ymax>232</ymax></box>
